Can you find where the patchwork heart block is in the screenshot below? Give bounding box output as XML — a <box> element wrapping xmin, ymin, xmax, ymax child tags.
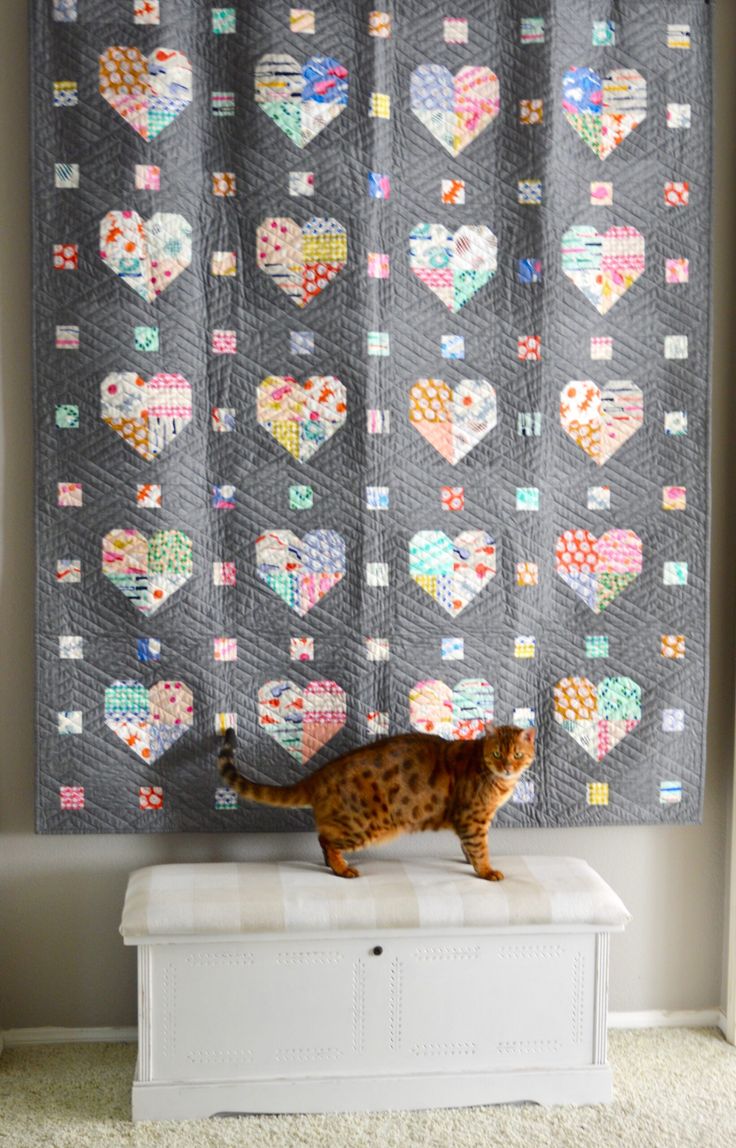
<box><xmin>99</xmin><ymin>46</ymin><xmax>192</xmax><ymax>141</ymax></box>
<box><xmin>562</xmin><ymin>225</ymin><xmax>645</xmax><ymax>314</ymax></box>
<box><xmin>562</xmin><ymin>67</ymin><xmax>647</xmax><ymax>159</ymax></box>
<box><xmin>256</xmin><ymin>530</ymin><xmax>345</xmax><ymax>616</ymax></box>
<box><xmin>104</xmin><ymin>679</ymin><xmax>193</xmax><ymax>762</ymax></box>
<box><xmin>409</xmin><ymin>530</ymin><xmax>496</xmax><ymax>616</ymax></box>
<box><xmin>409</xmin><ymin>378</ymin><xmax>496</xmax><ymax>464</ymax></box>
<box><xmin>257</xmin><ymin>217</ymin><xmax>347</xmax><ymax>308</ymax></box>
<box><xmin>410</xmin><ymin>224</ymin><xmax>497</xmax><ymax>312</ymax></box>
<box><xmin>258</xmin><ymin>680</ymin><xmax>347</xmax><ymax>763</ymax></box>
<box><xmin>102</xmin><ymin>529</ymin><xmax>193</xmax><ymax>614</ymax></box>
<box><xmin>101</xmin><ymin>372</ymin><xmax>192</xmax><ymax>460</ymax></box>
<box><xmin>560</xmin><ymin>380</ymin><xmax>643</xmax><ymax>465</ymax></box>
<box><xmin>257</xmin><ymin>375</ymin><xmax>346</xmax><ymax>462</ymax></box>
<box><xmin>255</xmin><ymin>54</ymin><xmax>348</xmax><ymax>147</ymax></box>
<box><xmin>410</xmin><ymin>679</ymin><xmax>494</xmax><ymax>740</ymax></box>
<box><xmin>100</xmin><ymin>211</ymin><xmax>192</xmax><ymax>303</ymax></box>
<box><xmin>556</xmin><ymin>529</ymin><xmax>643</xmax><ymax>613</ymax></box>
<box><xmin>553</xmin><ymin>676</ymin><xmax>641</xmax><ymax>762</ymax></box>
<box><xmin>411</xmin><ymin>64</ymin><xmax>500</xmax><ymax>156</ymax></box>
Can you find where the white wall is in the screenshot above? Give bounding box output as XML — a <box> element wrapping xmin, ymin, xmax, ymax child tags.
<box><xmin>1</xmin><ymin>1</ymin><xmax>734</xmax><ymax>1030</ymax></box>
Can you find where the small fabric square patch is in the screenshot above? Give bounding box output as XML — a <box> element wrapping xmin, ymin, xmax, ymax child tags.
<box><xmin>516</xmin><ymin>562</ymin><xmax>538</xmax><ymax>586</ymax></box>
<box><xmin>444</xmin><ymin>17</ymin><xmax>468</xmax><ymax>44</ymax></box>
<box><xmin>592</xmin><ymin>20</ymin><xmax>615</xmax><ymax>46</ymax></box>
<box><xmin>214</xmin><ymin>637</ymin><xmax>238</xmax><ymax>662</ymax></box>
<box><xmin>664</xmin><ymin>335</ymin><xmax>688</xmax><ymax>359</ymax></box>
<box><xmin>516</xmin><ymin>487</ymin><xmax>539</xmax><ymax>511</ymax></box>
<box><xmin>213</xmin><ymin>172</ymin><xmax>236</xmax><ymax>197</ymax></box>
<box><xmin>290</xmin><ymin>637</ymin><xmax>314</xmax><ymax>662</ymax></box>
<box><xmin>137</xmin><ymin>637</ymin><xmax>161</xmax><ymax>662</ymax></box>
<box><xmin>370</xmin><ymin>92</ymin><xmax>391</xmax><ymax>119</ymax></box>
<box><xmin>441</xmin><ymin>637</ymin><xmax>464</xmax><ymax>660</ymax></box>
<box><xmin>289</xmin><ymin>484</ymin><xmax>313</xmax><ymax>510</ymax></box>
<box><xmin>367</xmin><ymin>410</ymin><xmax>390</xmax><ymax>433</ymax></box>
<box><xmin>515</xmin><ymin>636</ymin><xmax>536</xmax><ymax>658</ymax></box>
<box><xmin>56</xmin><ymin>558</ymin><xmax>81</xmax><ymax>584</ymax></box>
<box><xmin>213</xmin><ymin>561</ymin><xmax>237</xmax><ymax>586</ymax></box>
<box><xmin>212</xmin><ymin>484</ymin><xmax>236</xmax><ymax>509</ymax></box>
<box><xmin>517</xmin><ymin>412</ymin><xmax>542</xmax><ymax>436</ymax></box>
<box><xmin>53</xmin><ymin>81</ymin><xmax>78</xmax><ymax>107</ymax></box>
<box><xmin>60</xmin><ymin>786</ymin><xmax>85</xmax><ymax>810</ymax></box>
<box><xmin>662</xmin><ymin>486</ymin><xmax>686</xmax><ymax>511</ymax></box>
<box><xmin>55</xmin><ymin>163</ymin><xmax>79</xmax><ymax>189</ymax></box>
<box><xmin>512</xmin><ymin>779</ymin><xmax>536</xmax><ymax>804</ymax></box>
<box><xmin>520</xmin><ymin>99</ymin><xmax>543</xmax><ymax>125</ymax></box>
<box><xmin>367</xmin><ymin>331</ymin><xmax>390</xmax><ymax>356</ymax></box>
<box><xmin>136</xmin><ymin>483</ymin><xmax>161</xmax><ymax>508</ymax></box>
<box><xmin>367</xmin><ymin>253</ymin><xmax>390</xmax><ymax>278</ymax></box>
<box><xmin>212</xmin><ymin>91</ymin><xmax>235</xmax><ymax>116</ymax></box>
<box><xmin>366</xmin><ymin>638</ymin><xmax>390</xmax><ymax>661</ymax></box>
<box><xmin>53</xmin><ymin>244</ymin><xmax>78</xmax><ymax>271</ymax></box>
<box><xmin>291</xmin><ymin>330</ymin><xmax>314</xmax><ymax>355</ymax></box>
<box><xmin>664</xmin><ymin>181</ymin><xmax>689</xmax><ymax>207</ymax></box>
<box><xmin>212</xmin><ymin>8</ymin><xmax>236</xmax><ymax>33</ymax></box>
<box><xmin>441</xmin><ymin>486</ymin><xmax>464</xmax><ymax>511</ymax></box>
<box><xmin>441</xmin><ymin>335</ymin><xmax>465</xmax><ymax>359</ymax></box>
<box><xmin>518</xmin><ymin>259</ymin><xmax>542</xmax><ymax>284</ymax></box>
<box><xmin>520</xmin><ymin>17</ymin><xmax>544</xmax><ymax>43</ymax></box>
<box><xmin>215</xmin><ymin>713</ymin><xmax>238</xmax><ymax>736</ymax></box>
<box><xmin>135</xmin><ymin>165</ymin><xmax>160</xmax><ymax>190</ymax></box>
<box><xmin>588</xmin><ymin>486</ymin><xmax>611</xmax><ymax>510</ymax></box>
<box><xmin>442</xmin><ymin>179</ymin><xmax>466</xmax><ymax>204</ymax></box>
<box><xmin>660</xmin><ymin>780</ymin><xmax>683</xmax><ymax>805</ymax></box>
<box><xmin>289</xmin><ymin>171</ymin><xmax>314</xmax><ymax>196</ymax></box>
<box><xmin>134</xmin><ymin>325</ymin><xmax>159</xmax><ymax>352</ymax></box>
<box><xmin>290</xmin><ymin>8</ymin><xmax>315</xmax><ymax>33</ymax></box>
<box><xmin>667</xmin><ymin>24</ymin><xmax>690</xmax><ymax>49</ymax></box>
<box><xmin>665</xmin><ymin>259</ymin><xmax>689</xmax><ymax>284</ymax></box>
<box><xmin>58</xmin><ymin>711</ymin><xmax>83</xmax><ymax>734</ymax></box>
<box><xmin>57</xmin><ymin>482</ymin><xmax>82</xmax><ymax>507</ymax></box>
<box><xmin>663</xmin><ymin>561</ymin><xmax>688</xmax><ymax>586</ymax></box>
<box><xmin>585</xmin><ymin>635</ymin><xmax>609</xmax><ymax>658</ymax></box>
<box><xmin>368</xmin><ymin>11</ymin><xmax>391</xmax><ymax>37</ymax></box>
<box><xmin>52</xmin><ymin>0</ymin><xmax>77</xmax><ymax>20</ymax></box>
<box><xmin>212</xmin><ymin>407</ymin><xmax>236</xmax><ymax>432</ymax></box>
<box><xmin>590</xmin><ymin>336</ymin><xmax>613</xmax><ymax>360</ymax></box>
<box><xmin>665</xmin><ymin>411</ymin><xmax>688</xmax><ymax>437</ymax></box>
<box><xmin>368</xmin><ymin>172</ymin><xmax>391</xmax><ymax>199</ymax></box>
<box><xmin>55</xmin><ymin>404</ymin><xmax>79</xmax><ymax>429</ymax></box>
<box><xmin>134</xmin><ymin>0</ymin><xmax>160</xmax><ymax>24</ymax></box>
<box><xmin>212</xmin><ymin>329</ymin><xmax>237</xmax><ymax>354</ymax></box>
<box><xmin>590</xmin><ymin>181</ymin><xmax>613</xmax><ymax>206</ymax></box>
<box><xmin>667</xmin><ymin>104</ymin><xmax>691</xmax><ymax>130</ymax></box>
<box><xmin>366</xmin><ymin>486</ymin><xmax>389</xmax><ymax>509</ymax></box>
<box><xmin>367</xmin><ymin>711</ymin><xmax>390</xmax><ymax>735</ymax></box>
<box><xmin>211</xmin><ymin>251</ymin><xmax>237</xmax><ymax>276</ymax></box>
<box><xmin>513</xmin><ymin>707</ymin><xmax>536</xmax><ymax>728</ymax></box>
<box><xmin>56</xmin><ymin>325</ymin><xmax>79</xmax><ymax>350</ymax></box>
<box><xmin>215</xmin><ymin>787</ymin><xmax>238</xmax><ymax>810</ymax></box>
<box><xmin>662</xmin><ymin>709</ymin><xmax>685</xmax><ymax>732</ymax></box>
<box><xmin>661</xmin><ymin>634</ymin><xmax>685</xmax><ymax>659</ymax></box>
<box><xmin>139</xmin><ymin>786</ymin><xmax>164</xmax><ymax>811</ymax></box>
<box><xmin>518</xmin><ymin>335</ymin><xmax>541</xmax><ymax>361</ymax></box>
<box><xmin>366</xmin><ymin>562</ymin><xmax>390</xmax><ymax>586</ymax></box>
<box><xmin>59</xmin><ymin>635</ymin><xmax>83</xmax><ymax>659</ymax></box>
<box><xmin>518</xmin><ymin>179</ymin><xmax>542</xmax><ymax>205</ymax></box>
<box><xmin>587</xmin><ymin>782</ymin><xmax>609</xmax><ymax>806</ymax></box>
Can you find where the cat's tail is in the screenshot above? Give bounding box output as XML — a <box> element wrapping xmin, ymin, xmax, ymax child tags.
<box><xmin>217</xmin><ymin>729</ymin><xmax>312</xmax><ymax>808</ymax></box>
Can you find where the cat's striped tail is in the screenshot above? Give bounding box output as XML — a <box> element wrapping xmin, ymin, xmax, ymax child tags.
<box><xmin>217</xmin><ymin>729</ymin><xmax>312</xmax><ymax>808</ymax></box>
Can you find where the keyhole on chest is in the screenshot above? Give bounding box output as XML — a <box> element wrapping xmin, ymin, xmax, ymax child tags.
<box><xmin>371</xmin><ymin>945</ymin><xmax>383</xmax><ymax>956</ymax></box>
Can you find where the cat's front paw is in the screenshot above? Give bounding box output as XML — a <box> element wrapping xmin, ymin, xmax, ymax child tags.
<box><xmin>340</xmin><ymin>866</ymin><xmax>361</xmax><ymax>878</ymax></box>
<box><xmin>481</xmin><ymin>868</ymin><xmax>504</xmax><ymax>882</ymax></box>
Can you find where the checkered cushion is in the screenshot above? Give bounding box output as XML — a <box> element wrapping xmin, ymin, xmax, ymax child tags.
<box><xmin>120</xmin><ymin>856</ymin><xmax>630</xmax><ymax>939</ymax></box>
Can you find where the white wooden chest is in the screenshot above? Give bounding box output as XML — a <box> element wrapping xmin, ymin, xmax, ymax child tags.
<box><xmin>120</xmin><ymin>855</ymin><xmax>630</xmax><ymax>1121</ymax></box>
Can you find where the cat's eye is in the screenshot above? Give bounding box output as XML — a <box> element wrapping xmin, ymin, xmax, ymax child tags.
<box><xmin>514</xmin><ymin>752</ymin><xmax>523</xmax><ymax>760</ymax></box>
<box><xmin>492</xmin><ymin>751</ymin><xmax>501</xmax><ymax>759</ymax></box>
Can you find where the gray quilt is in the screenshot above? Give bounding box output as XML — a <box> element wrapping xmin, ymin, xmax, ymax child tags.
<box><xmin>33</xmin><ymin>0</ymin><xmax>711</xmax><ymax>833</ymax></box>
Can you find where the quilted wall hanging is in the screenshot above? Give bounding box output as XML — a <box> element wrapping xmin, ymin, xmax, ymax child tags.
<box><xmin>33</xmin><ymin>0</ymin><xmax>711</xmax><ymax>833</ymax></box>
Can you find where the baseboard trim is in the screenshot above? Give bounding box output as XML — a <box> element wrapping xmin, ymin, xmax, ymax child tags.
<box><xmin>1</xmin><ymin>1012</ymin><xmax>725</xmax><ymax>1049</ymax></box>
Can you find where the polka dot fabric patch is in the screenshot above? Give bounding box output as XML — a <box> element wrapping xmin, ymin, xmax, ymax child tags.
<box><xmin>33</xmin><ymin>0</ymin><xmax>711</xmax><ymax>831</ymax></box>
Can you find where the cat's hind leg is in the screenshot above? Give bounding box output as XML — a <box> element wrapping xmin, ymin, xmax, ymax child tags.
<box><xmin>319</xmin><ymin>834</ymin><xmax>360</xmax><ymax>878</ymax></box>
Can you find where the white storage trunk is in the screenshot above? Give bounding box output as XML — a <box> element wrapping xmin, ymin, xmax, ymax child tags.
<box><xmin>120</xmin><ymin>855</ymin><xmax>630</xmax><ymax>1121</ymax></box>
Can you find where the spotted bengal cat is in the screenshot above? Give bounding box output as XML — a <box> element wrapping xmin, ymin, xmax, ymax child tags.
<box><xmin>217</xmin><ymin>725</ymin><xmax>536</xmax><ymax>880</ymax></box>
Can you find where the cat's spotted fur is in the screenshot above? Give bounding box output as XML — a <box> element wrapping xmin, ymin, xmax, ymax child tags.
<box><xmin>217</xmin><ymin>726</ymin><xmax>535</xmax><ymax>880</ymax></box>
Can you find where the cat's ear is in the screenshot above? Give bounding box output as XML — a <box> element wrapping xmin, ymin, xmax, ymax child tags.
<box><xmin>520</xmin><ymin>727</ymin><xmax>536</xmax><ymax>746</ymax></box>
<box><xmin>485</xmin><ymin>722</ymin><xmax>497</xmax><ymax>737</ymax></box>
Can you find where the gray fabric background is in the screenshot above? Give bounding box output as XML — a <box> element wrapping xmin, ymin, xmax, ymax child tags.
<box><xmin>32</xmin><ymin>0</ymin><xmax>711</xmax><ymax>832</ymax></box>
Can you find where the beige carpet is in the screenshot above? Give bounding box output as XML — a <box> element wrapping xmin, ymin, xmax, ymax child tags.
<box><xmin>1</xmin><ymin>1028</ymin><xmax>734</xmax><ymax>1148</ymax></box>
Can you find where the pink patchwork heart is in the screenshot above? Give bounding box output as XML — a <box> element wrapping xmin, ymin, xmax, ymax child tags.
<box><xmin>257</xmin><ymin>376</ymin><xmax>346</xmax><ymax>462</ymax></box>
<box><xmin>101</xmin><ymin>372</ymin><xmax>192</xmax><ymax>460</ymax></box>
<box><xmin>102</xmin><ymin>528</ymin><xmax>193</xmax><ymax>614</ymax></box>
<box><xmin>553</xmin><ymin>676</ymin><xmax>641</xmax><ymax>761</ymax></box>
<box><xmin>562</xmin><ymin>225</ymin><xmax>645</xmax><ymax>314</ymax></box>
<box><xmin>100</xmin><ymin>211</ymin><xmax>192</xmax><ymax>303</ymax></box>
<box><xmin>257</xmin><ymin>217</ymin><xmax>347</xmax><ymax>308</ymax></box>
<box><xmin>409</xmin><ymin>378</ymin><xmax>496</xmax><ymax>463</ymax></box>
<box><xmin>99</xmin><ymin>46</ymin><xmax>192</xmax><ymax>140</ymax></box>
<box><xmin>555</xmin><ymin>529</ymin><xmax>643</xmax><ymax>613</ymax></box>
<box><xmin>562</xmin><ymin>66</ymin><xmax>647</xmax><ymax>160</ymax></box>
<box><xmin>258</xmin><ymin>680</ymin><xmax>347</xmax><ymax>763</ymax></box>
<box><xmin>104</xmin><ymin>679</ymin><xmax>194</xmax><ymax>762</ymax></box>
<box><xmin>409</xmin><ymin>678</ymin><xmax>494</xmax><ymax>740</ymax></box>
<box><xmin>256</xmin><ymin>530</ymin><xmax>345</xmax><ymax>616</ymax></box>
<box><xmin>560</xmin><ymin>380</ymin><xmax>643</xmax><ymax>464</ymax></box>
<box><xmin>411</xmin><ymin>65</ymin><xmax>500</xmax><ymax>156</ymax></box>
<box><xmin>409</xmin><ymin>530</ymin><xmax>497</xmax><ymax>616</ymax></box>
